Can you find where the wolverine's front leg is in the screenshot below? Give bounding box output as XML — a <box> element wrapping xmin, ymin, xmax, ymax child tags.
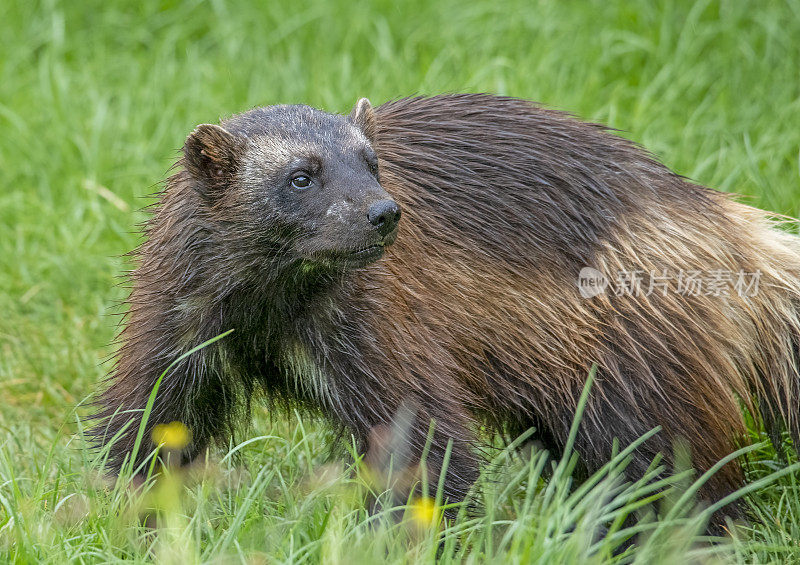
<box><xmin>331</xmin><ymin>379</ymin><xmax>481</xmax><ymax>513</ymax></box>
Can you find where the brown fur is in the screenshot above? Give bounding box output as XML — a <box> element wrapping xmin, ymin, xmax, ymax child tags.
<box><xmin>91</xmin><ymin>94</ymin><xmax>800</xmax><ymax>530</ymax></box>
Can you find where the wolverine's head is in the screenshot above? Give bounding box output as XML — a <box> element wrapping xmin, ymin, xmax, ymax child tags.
<box><xmin>182</xmin><ymin>98</ymin><xmax>400</xmax><ymax>271</ymax></box>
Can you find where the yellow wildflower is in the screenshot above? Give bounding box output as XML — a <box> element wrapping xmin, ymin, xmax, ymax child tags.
<box><xmin>410</xmin><ymin>496</ymin><xmax>438</xmax><ymax>526</ymax></box>
<box><xmin>151</xmin><ymin>421</ymin><xmax>191</xmax><ymax>449</ymax></box>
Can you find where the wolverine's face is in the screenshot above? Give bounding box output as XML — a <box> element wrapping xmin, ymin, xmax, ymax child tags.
<box><xmin>183</xmin><ymin>101</ymin><xmax>400</xmax><ymax>270</ymax></box>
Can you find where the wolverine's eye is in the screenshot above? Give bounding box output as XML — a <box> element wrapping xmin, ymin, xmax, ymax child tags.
<box><xmin>290</xmin><ymin>174</ymin><xmax>312</xmax><ymax>190</ymax></box>
<box><xmin>365</xmin><ymin>152</ymin><xmax>379</xmax><ymax>178</ymax></box>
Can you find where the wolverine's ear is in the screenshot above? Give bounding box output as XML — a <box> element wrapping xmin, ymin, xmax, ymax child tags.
<box><xmin>349</xmin><ymin>97</ymin><xmax>377</xmax><ymax>145</ymax></box>
<box><xmin>183</xmin><ymin>124</ymin><xmax>242</xmax><ymax>198</ymax></box>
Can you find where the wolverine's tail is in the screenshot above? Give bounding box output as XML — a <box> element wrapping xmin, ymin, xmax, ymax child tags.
<box><xmin>736</xmin><ymin>203</ymin><xmax>800</xmax><ymax>453</ymax></box>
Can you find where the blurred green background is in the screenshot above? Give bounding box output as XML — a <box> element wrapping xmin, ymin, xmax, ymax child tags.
<box><xmin>0</xmin><ymin>0</ymin><xmax>799</xmax><ymax>560</ymax></box>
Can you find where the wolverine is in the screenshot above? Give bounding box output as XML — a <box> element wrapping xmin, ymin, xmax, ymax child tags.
<box><xmin>91</xmin><ymin>94</ymin><xmax>800</xmax><ymax>530</ymax></box>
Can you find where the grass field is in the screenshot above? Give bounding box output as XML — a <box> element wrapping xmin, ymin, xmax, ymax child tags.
<box><xmin>2</xmin><ymin>0</ymin><xmax>800</xmax><ymax>562</ymax></box>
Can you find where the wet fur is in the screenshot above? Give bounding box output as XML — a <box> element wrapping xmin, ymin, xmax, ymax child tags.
<box><xmin>91</xmin><ymin>94</ymin><xmax>800</xmax><ymax>529</ymax></box>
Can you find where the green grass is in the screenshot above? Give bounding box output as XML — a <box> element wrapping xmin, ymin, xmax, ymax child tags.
<box><xmin>2</xmin><ymin>0</ymin><xmax>800</xmax><ymax>561</ymax></box>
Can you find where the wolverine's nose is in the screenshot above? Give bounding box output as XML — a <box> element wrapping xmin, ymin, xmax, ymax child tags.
<box><xmin>367</xmin><ymin>199</ymin><xmax>401</xmax><ymax>236</ymax></box>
